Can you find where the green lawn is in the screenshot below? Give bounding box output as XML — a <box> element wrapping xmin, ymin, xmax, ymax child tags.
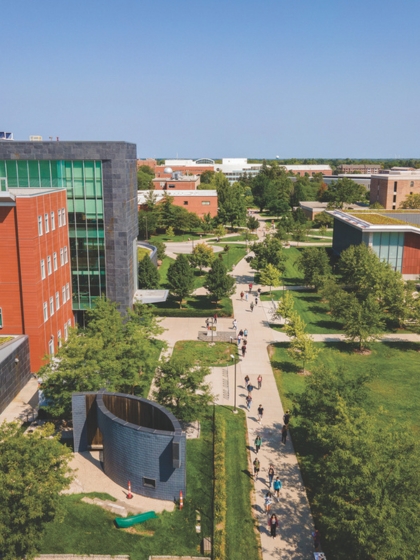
<box><xmin>40</xmin><ymin>407</ymin><xmax>259</xmax><ymax>560</ymax></box>
<box><xmin>149</xmin><ymin>231</ymin><xmax>213</xmax><ymax>243</ymax></box>
<box><xmin>212</xmin><ymin>244</ymin><xmax>248</xmax><ymax>271</ymax></box>
<box><xmin>219</xmin><ymin>233</ymin><xmax>258</xmax><ymax>242</ymax></box>
<box><xmin>282</xmin><ymin>247</ymin><xmax>304</xmax><ymax>284</ymax></box>
<box><xmin>158</xmin><ymin>256</ymin><xmax>175</xmax><ymax>287</ymax></box>
<box><xmin>172</xmin><ymin>341</ymin><xmax>239</xmax><ymax>367</ymax></box>
<box><xmin>297</xmin><ymin>236</ymin><xmax>332</xmax><ymax>244</ymax></box>
<box><xmin>150</xmin><ymin>295</ymin><xmax>233</xmax><ymax>318</ymax></box>
<box><xmin>309</xmin><ymin>229</ymin><xmax>333</xmax><ymax>238</ymax></box>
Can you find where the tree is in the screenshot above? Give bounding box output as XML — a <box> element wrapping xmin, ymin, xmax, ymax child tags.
<box><xmin>167</xmin><ymin>254</ymin><xmax>195</xmax><ymax>306</ymax></box>
<box><xmin>0</xmin><ymin>422</ymin><xmax>71</xmax><ymax>560</ymax></box>
<box><xmin>340</xmin><ymin>293</ymin><xmax>384</xmax><ymax>351</ymax></box>
<box><xmin>400</xmin><ymin>193</ymin><xmax>420</xmax><ymax>209</ymax></box>
<box><xmin>320</xmin><ymin>177</ymin><xmax>367</xmax><ymax>208</ymax></box>
<box><xmin>166</xmin><ymin>226</ymin><xmax>175</xmax><ymax>238</ymax></box>
<box><xmin>217</xmin><ymin>182</ymin><xmax>247</xmax><ymax>227</ymax></box>
<box><xmin>204</xmin><ymin>258</ymin><xmax>236</xmax><ymax>303</ymax></box>
<box><xmin>138</xmin><ymin>255</ymin><xmax>160</xmax><ymax>289</ymax></box>
<box><xmin>138</xmin><ymin>208</ymin><xmax>159</xmax><ymax>240</ymax></box>
<box><xmin>272</xmin><ymin>289</ymin><xmax>295</xmax><ymax>322</ymax></box>
<box><xmin>154</xmin><ymin>356</ymin><xmax>213</xmax><ymax>422</ymax></box>
<box><xmin>297</xmin><ymin>247</ymin><xmax>331</xmax><ymax>290</ymax></box>
<box><xmin>153</xmin><ymin>240</ymin><xmax>166</xmax><ymax>261</ymax></box>
<box><xmin>288</xmin><ymin>330</ymin><xmax>319</xmax><ymax>372</ymax></box>
<box><xmin>251</xmin><ymin>171</ymin><xmax>271</xmax><ymax>211</ymax></box>
<box><xmin>313</xmin><ymin>211</ymin><xmax>333</xmax><ymax>228</ymax></box>
<box><xmin>199</xmin><ymin>170</ymin><xmax>215</xmax><ymax>184</ymax></box>
<box><xmin>247</xmin><ymin>215</ymin><xmax>260</xmax><ymax>232</ymax></box>
<box><xmin>137</xmin><ymin>165</ymin><xmax>154</xmax><ymax>190</ymax></box>
<box><xmin>189</xmin><ymin>242</ymin><xmax>215</xmax><ymax>271</ymax></box>
<box><xmin>259</xmin><ymin>263</ymin><xmax>281</xmax><ymax>293</ymax></box>
<box><xmin>249</xmin><ymin>237</ymin><xmax>286</xmax><ymax>272</ymax></box>
<box><xmin>40</xmin><ymin>299</ymin><xmax>163</xmax><ymax>417</ymax></box>
<box><xmin>214</xmin><ymin>224</ymin><xmax>227</xmax><ymax>239</ymax></box>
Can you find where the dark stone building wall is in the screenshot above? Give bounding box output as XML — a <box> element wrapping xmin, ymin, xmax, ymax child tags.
<box><xmin>72</xmin><ymin>392</ymin><xmax>186</xmax><ymax>501</ymax></box>
<box><xmin>0</xmin><ymin>336</ymin><xmax>31</xmax><ymax>414</ymax></box>
<box><xmin>332</xmin><ymin>218</ymin><xmax>364</xmax><ymax>255</ymax></box>
<box><xmin>0</xmin><ymin>142</ymin><xmax>138</xmax><ymax>312</ymax></box>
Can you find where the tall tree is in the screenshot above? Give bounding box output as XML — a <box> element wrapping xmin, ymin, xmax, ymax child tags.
<box><xmin>400</xmin><ymin>193</ymin><xmax>420</xmax><ymax>209</ymax></box>
<box><xmin>297</xmin><ymin>247</ymin><xmax>331</xmax><ymax>290</ymax></box>
<box><xmin>247</xmin><ymin>215</ymin><xmax>260</xmax><ymax>232</ymax></box>
<box><xmin>320</xmin><ymin>177</ymin><xmax>367</xmax><ymax>208</ymax></box>
<box><xmin>259</xmin><ymin>263</ymin><xmax>281</xmax><ymax>293</ymax></box>
<box><xmin>167</xmin><ymin>254</ymin><xmax>195</xmax><ymax>306</ymax></box>
<box><xmin>340</xmin><ymin>293</ymin><xmax>384</xmax><ymax>351</ymax></box>
<box><xmin>204</xmin><ymin>258</ymin><xmax>236</xmax><ymax>303</ymax></box>
<box><xmin>137</xmin><ymin>165</ymin><xmax>154</xmax><ymax>190</ymax></box>
<box><xmin>138</xmin><ymin>255</ymin><xmax>160</xmax><ymax>289</ymax></box>
<box><xmin>188</xmin><ymin>242</ymin><xmax>215</xmax><ymax>271</ymax></box>
<box><xmin>249</xmin><ymin>237</ymin><xmax>286</xmax><ymax>272</ymax></box>
<box><xmin>0</xmin><ymin>422</ymin><xmax>71</xmax><ymax>560</ymax></box>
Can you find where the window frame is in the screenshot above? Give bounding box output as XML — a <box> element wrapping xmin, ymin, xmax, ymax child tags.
<box><xmin>47</xmin><ymin>255</ymin><xmax>52</xmax><ymax>276</ymax></box>
<box><xmin>51</xmin><ymin>211</ymin><xmax>55</xmax><ymax>231</ymax></box>
<box><xmin>44</xmin><ymin>213</ymin><xmax>49</xmax><ymax>233</ymax></box>
<box><xmin>43</xmin><ymin>302</ymin><xmax>48</xmax><ymax>322</ymax></box>
<box><xmin>40</xmin><ymin>259</ymin><xmax>46</xmax><ymax>280</ymax></box>
<box><xmin>49</xmin><ymin>296</ymin><xmax>54</xmax><ymax>316</ymax></box>
<box><xmin>38</xmin><ymin>216</ymin><xmax>43</xmax><ymax>236</ymax></box>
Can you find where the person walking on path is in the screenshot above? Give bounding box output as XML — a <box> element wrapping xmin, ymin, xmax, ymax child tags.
<box><xmin>246</xmin><ymin>395</ymin><xmax>252</xmax><ymax>410</ymax></box>
<box><xmin>247</xmin><ymin>383</ymin><xmax>254</xmax><ymax>397</ymax></box>
<box><xmin>242</xmin><ymin>344</ymin><xmax>247</xmax><ymax>358</ymax></box>
<box><xmin>244</xmin><ymin>374</ymin><xmax>250</xmax><ymax>388</ymax></box>
<box><xmin>281</xmin><ymin>424</ymin><xmax>288</xmax><ymax>444</ymax></box>
<box><xmin>265</xmin><ymin>492</ymin><xmax>273</xmax><ymax>513</ymax></box>
<box><xmin>240</xmin><ymin>291</ymin><xmax>244</xmax><ymax>300</ymax></box>
<box><xmin>245</xmin><ymin>292</ymin><xmax>248</xmax><ymax>301</ymax></box>
<box><xmin>249</xmin><ymin>283</ymin><xmax>253</xmax><ymax>293</ymax></box>
<box><xmin>269</xmin><ymin>514</ymin><xmax>279</xmax><ymax>538</ymax></box>
<box><xmin>239</xmin><ymin>329</ymin><xmax>244</xmax><ymax>337</ymax></box>
<box><xmin>250</xmin><ymin>302</ymin><xmax>254</xmax><ymax>312</ymax></box>
<box><xmin>253</xmin><ymin>457</ymin><xmax>260</xmax><ymax>478</ymax></box>
<box><xmin>244</xmin><ymin>328</ymin><xmax>248</xmax><ymax>337</ymax></box>
<box><xmin>283</xmin><ymin>410</ymin><xmax>291</xmax><ymax>426</ymax></box>
<box><xmin>254</xmin><ymin>434</ymin><xmax>262</xmax><ymax>454</ymax></box>
<box><xmin>213</xmin><ymin>313</ymin><xmax>218</xmax><ymax>324</ymax></box>
<box><xmin>267</xmin><ymin>464</ymin><xmax>275</xmax><ymax>488</ymax></box>
<box><xmin>257</xmin><ymin>287</ymin><xmax>261</xmax><ymax>297</ymax></box>
<box><xmin>257</xmin><ymin>374</ymin><xmax>262</xmax><ymax>389</ymax></box>
<box><xmin>273</xmin><ymin>477</ymin><xmax>282</xmax><ymax>499</ymax></box>
<box><xmin>232</xmin><ymin>318</ymin><xmax>238</xmax><ymax>330</ymax></box>
<box><xmin>257</xmin><ymin>404</ymin><xmax>264</xmax><ymax>424</ymax></box>
<box><xmin>237</xmin><ymin>335</ymin><xmax>242</xmax><ymax>347</ymax></box>
<box><xmin>255</xmin><ymin>296</ymin><xmax>258</xmax><ymax>306</ymax></box>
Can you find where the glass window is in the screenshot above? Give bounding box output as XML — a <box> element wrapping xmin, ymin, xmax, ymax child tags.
<box><xmin>58</xmin><ymin>330</ymin><xmax>62</xmax><ymax>348</ymax></box>
<box><xmin>41</xmin><ymin>260</ymin><xmax>46</xmax><ymax>279</ymax></box>
<box><xmin>38</xmin><ymin>216</ymin><xmax>43</xmax><ymax>236</ymax></box>
<box><xmin>53</xmin><ymin>252</ymin><xmax>57</xmax><ymax>271</ymax></box>
<box><xmin>47</xmin><ymin>256</ymin><xmax>52</xmax><ymax>275</ymax></box>
<box><xmin>60</xmin><ymin>248</ymin><xmax>64</xmax><ymax>266</ymax></box>
<box><xmin>48</xmin><ymin>337</ymin><xmax>54</xmax><ymax>356</ymax></box>
<box><xmin>66</xmin><ymin>283</ymin><xmax>70</xmax><ymax>301</ymax></box>
<box><xmin>201</xmin><ymin>201</ymin><xmax>210</xmax><ymax>205</ymax></box>
<box><xmin>44</xmin><ymin>213</ymin><xmax>49</xmax><ymax>233</ymax></box>
<box><xmin>64</xmin><ymin>246</ymin><xmax>68</xmax><ymax>264</ymax></box>
<box><xmin>49</xmin><ymin>297</ymin><xmax>54</xmax><ymax>316</ymax></box>
<box><xmin>62</xmin><ymin>286</ymin><xmax>66</xmax><ymax>304</ymax></box>
<box><xmin>58</xmin><ymin>209</ymin><xmax>62</xmax><ymax>227</ymax></box>
<box><xmin>0</xmin><ymin>307</ymin><xmax>3</xmax><ymax>328</ymax></box>
<box><xmin>43</xmin><ymin>302</ymin><xmax>48</xmax><ymax>322</ymax></box>
<box><xmin>64</xmin><ymin>323</ymin><xmax>68</xmax><ymax>340</ymax></box>
<box><xmin>62</xmin><ymin>209</ymin><xmax>66</xmax><ymax>226</ymax></box>
<box><xmin>55</xmin><ymin>292</ymin><xmax>60</xmax><ymax>310</ymax></box>
<box><xmin>51</xmin><ymin>211</ymin><xmax>55</xmax><ymax>230</ymax></box>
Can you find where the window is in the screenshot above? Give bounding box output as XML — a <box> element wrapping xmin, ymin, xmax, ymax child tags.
<box><xmin>393</xmin><ymin>194</ymin><xmax>397</xmax><ymax>203</ymax></box>
<box><xmin>55</xmin><ymin>292</ymin><xmax>60</xmax><ymax>310</ymax></box>
<box><xmin>64</xmin><ymin>246</ymin><xmax>68</xmax><ymax>264</ymax></box>
<box><xmin>60</xmin><ymin>248</ymin><xmax>64</xmax><ymax>266</ymax></box>
<box><xmin>48</xmin><ymin>337</ymin><xmax>54</xmax><ymax>356</ymax></box>
<box><xmin>44</xmin><ymin>213</ymin><xmax>49</xmax><ymax>233</ymax></box>
<box><xmin>40</xmin><ymin>260</ymin><xmax>46</xmax><ymax>280</ymax></box>
<box><xmin>51</xmin><ymin>211</ymin><xmax>55</xmax><ymax>230</ymax></box>
<box><xmin>168</xmin><ymin>184</ymin><xmax>175</xmax><ymax>189</ymax></box>
<box><xmin>142</xmin><ymin>477</ymin><xmax>156</xmax><ymax>489</ymax></box>
<box><xmin>64</xmin><ymin>323</ymin><xmax>68</xmax><ymax>341</ymax></box>
<box><xmin>394</xmin><ymin>182</ymin><xmax>398</xmax><ymax>193</ymax></box>
<box><xmin>58</xmin><ymin>209</ymin><xmax>62</xmax><ymax>227</ymax></box>
<box><xmin>66</xmin><ymin>283</ymin><xmax>70</xmax><ymax>301</ymax></box>
<box><xmin>0</xmin><ymin>307</ymin><xmax>2</xmax><ymax>328</ymax></box>
<box><xmin>43</xmin><ymin>302</ymin><xmax>48</xmax><ymax>322</ymax></box>
<box><xmin>62</xmin><ymin>209</ymin><xmax>66</xmax><ymax>226</ymax></box>
<box><xmin>183</xmin><ymin>201</ymin><xmax>188</xmax><ymax>205</ymax></box>
<box><xmin>49</xmin><ymin>296</ymin><xmax>54</xmax><ymax>316</ymax></box>
<box><xmin>62</xmin><ymin>286</ymin><xmax>66</xmax><ymax>304</ymax></box>
<box><xmin>38</xmin><ymin>216</ymin><xmax>43</xmax><ymax>236</ymax></box>
<box><xmin>201</xmin><ymin>201</ymin><xmax>210</xmax><ymax>205</ymax></box>
<box><xmin>47</xmin><ymin>256</ymin><xmax>52</xmax><ymax>275</ymax></box>
<box><xmin>53</xmin><ymin>252</ymin><xmax>57</xmax><ymax>271</ymax></box>
<box><xmin>411</xmin><ymin>181</ymin><xmax>414</xmax><ymax>187</ymax></box>
<box><xmin>58</xmin><ymin>330</ymin><xmax>62</xmax><ymax>348</ymax></box>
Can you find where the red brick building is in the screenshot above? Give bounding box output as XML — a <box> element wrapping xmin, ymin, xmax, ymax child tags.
<box><xmin>152</xmin><ymin>176</ymin><xmax>201</xmax><ymax>191</ymax></box>
<box><xmin>0</xmin><ymin>188</ymin><xmax>74</xmax><ymax>372</ymax></box>
<box><xmin>370</xmin><ymin>169</ymin><xmax>420</xmax><ymax>210</ymax></box>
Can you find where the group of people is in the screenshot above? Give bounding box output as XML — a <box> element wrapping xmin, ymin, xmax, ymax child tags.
<box><xmin>232</xmin><ymin>318</ymin><xmax>248</xmax><ymax>358</ymax></box>
<box><xmin>239</xmin><ymin>284</ymin><xmax>261</xmax><ymax>312</ymax></box>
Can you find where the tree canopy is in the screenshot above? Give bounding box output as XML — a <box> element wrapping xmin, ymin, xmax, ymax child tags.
<box><xmin>137</xmin><ymin>165</ymin><xmax>154</xmax><ymax>190</ymax></box>
<box><xmin>204</xmin><ymin>257</ymin><xmax>236</xmax><ymax>303</ymax></box>
<box><xmin>320</xmin><ymin>177</ymin><xmax>367</xmax><ymax>208</ymax></box>
<box><xmin>400</xmin><ymin>193</ymin><xmax>420</xmax><ymax>209</ymax></box>
<box><xmin>138</xmin><ymin>254</ymin><xmax>160</xmax><ymax>289</ymax></box>
<box><xmin>167</xmin><ymin>254</ymin><xmax>195</xmax><ymax>305</ymax></box>
<box><xmin>297</xmin><ymin>247</ymin><xmax>331</xmax><ymax>290</ymax></box>
<box><xmin>248</xmin><ymin>236</ymin><xmax>286</xmax><ymax>272</ymax></box>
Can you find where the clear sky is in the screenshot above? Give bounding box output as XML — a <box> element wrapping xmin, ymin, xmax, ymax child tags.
<box><xmin>2</xmin><ymin>0</ymin><xmax>420</xmax><ymax>158</ymax></box>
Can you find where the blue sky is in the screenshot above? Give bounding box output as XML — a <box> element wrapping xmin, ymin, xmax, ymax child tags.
<box><xmin>2</xmin><ymin>0</ymin><xmax>420</xmax><ymax>158</ymax></box>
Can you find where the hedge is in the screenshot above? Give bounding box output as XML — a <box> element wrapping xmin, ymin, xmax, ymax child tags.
<box><xmin>213</xmin><ymin>410</ymin><xmax>227</xmax><ymax>560</ymax></box>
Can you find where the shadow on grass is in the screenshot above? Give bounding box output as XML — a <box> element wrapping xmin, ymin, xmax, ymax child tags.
<box><xmin>381</xmin><ymin>340</ymin><xmax>420</xmax><ymax>352</ymax></box>
<box><xmin>313</xmin><ymin>320</ymin><xmax>343</xmax><ymax>331</ymax></box>
<box><xmin>271</xmin><ymin>360</ymin><xmax>301</xmax><ymax>374</ymax></box>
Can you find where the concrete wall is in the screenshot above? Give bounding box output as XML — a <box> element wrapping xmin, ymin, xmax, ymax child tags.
<box><xmin>0</xmin><ymin>336</ymin><xmax>31</xmax><ymax>414</ymax></box>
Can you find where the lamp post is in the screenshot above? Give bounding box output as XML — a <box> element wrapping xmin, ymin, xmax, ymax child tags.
<box><xmin>230</xmin><ymin>354</ymin><xmax>238</xmax><ymax>414</ymax></box>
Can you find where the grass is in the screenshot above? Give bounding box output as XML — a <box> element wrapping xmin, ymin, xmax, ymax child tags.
<box><xmin>212</xmin><ymin>244</ymin><xmax>248</xmax><ymax>270</ymax></box>
<box><xmin>40</xmin><ymin>407</ymin><xmax>259</xmax><ymax>560</ymax></box>
<box><xmin>350</xmin><ymin>213</ymin><xmax>408</xmax><ymax>225</ymax></box>
<box><xmin>149</xmin><ymin>231</ymin><xmax>213</xmax><ymax>243</ymax></box>
<box><xmin>172</xmin><ymin>341</ymin><xmax>239</xmax><ymax>367</ymax></box>
<box><xmin>150</xmin><ymin>294</ymin><xmax>233</xmax><ymax>318</ymax></box>
<box><xmin>0</xmin><ymin>336</ymin><xmax>14</xmax><ymax>346</ymax></box>
<box><xmin>158</xmin><ymin>256</ymin><xmax>175</xmax><ymax>287</ymax></box>
<box><xmin>220</xmin><ymin>233</ymin><xmax>258</xmax><ymax>242</ymax></box>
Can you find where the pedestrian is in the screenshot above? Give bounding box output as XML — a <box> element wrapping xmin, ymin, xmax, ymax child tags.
<box><xmin>247</xmin><ymin>383</ymin><xmax>254</xmax><ymax>396</ymax></box>
<box><xmin>242</xmin><ymin>338</ymin><xmax>247</xmax><ymax>346</ymax></box>
<box><xmin>257</xmin><ymin>404</ymin><xmax>264</xmax><ymax>423</ymax></box>
<box><xmin>239</xmin><ymin>329</ymin><xmax>244</xmax><ymax>337</ymax></box>
<box><xmin>244</xmin><ymin>374</ymin><xmax>250</xmax><ymax>388</ymax></box>
<box><xmin>250</xmin><ymin>302</ymin><xmax>254</xmax><ymax>312</ymax></box>
<box><xmin>257</xmin><ymin>287</ymin><xmax>261</xmax><ymax>297</ymax></box>
<box><xmin>213</xmin><ymin>313</ymin><xmax>218</xmax><ymax>324</ymax></box>
<box><xmin>312</xmin><ymin>528</ymin><xmax>321</xmax><ymax>551</ymax></box>
<box><xmin>264</xmin><ymin>492</ymin><xmax>273</xmax><ymax>513</ymax></box>
<box><xmin>232</xmin><ymin>318</ymin><xmax>237</xmax><ymax>330</ymax></box>
<box><xmin>244</xmin><ymin>328</ymin><xmax>248</xmax><ymax>337</ymax></box>
<box><xmin>268</xmin><ymin>464</ymin><xmax>275</xmax><ymax>488</ymax></box>
<box><xmin>269</xmin><ymin>513</ymin><xmax>279</xmax><ymax>538</ymax></box>
<box><xmin>246</xmin><ymin>395</ymin><xmax>252</xmax><ymax>410</ymax></box>
<box><xmin>245</xmin><ymin>292</ymin><xmax>248</xmax><ymax>301</ymax></box>
<box><xmin>237</xmin><ymin>335</ymin><xmax>242</xmax><ymax>347</ymax></box>
<box><xmin>249</xmin><ymin>283</ymin><xmax>253</xmax><ymax>293</ymax></box>
<box><xmin>257</xmin><ymin>374</ymin><xmax>262</xmax><ymax>389</ymax></box>
<box><xmin>205</xmin><ymin>317</ymin><xmax>210</xmax><ymax>329</ymax></box>
<box><xmin>281</xmin><ymin>424</ymin><xmax>287</xmax><ymax>444</ymax></box>
<box><xmin>240</xmin><ymin>291</ymin><xmax>244</xmax><ymax>300</ymax></box>
<box><xmin>254</xmin><ymin>434</ymin><xmax>262</xmax><ymax>453</ymax></box>
<box><xmin>242</xmin><ymin>344</ymin><xmax>247</xmax><ymax>357</ymax></box>
<box><xmin>273</xmin><ymin>477</ymin><xmax>282</xmax><ymax>499</ymax></box>
<box><xmin>253</xmin><ymin>457</ymin><xmax>260</xmax><ymax>478</ymax></box>
<box><xmin>283</xmin><ymin>410</ymin><xmax>291</xmax><ymax>426</ymax></box>
<box><xmin>255</xmin><ymin>296</ymin><xmax>258</xmax><ymax>306</ymax></box>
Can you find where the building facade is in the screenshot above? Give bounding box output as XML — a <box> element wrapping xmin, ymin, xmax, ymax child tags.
<box><xmin>370</xmin><ymin>169</ymin><xmax>420</xmax><ymax>210</ymax></box>
<box><xmin>0</xmin><ymin>188</ymin><xmax>73</xmax><ymax>371</ymax></box>
<box><xmin>138</xmin><ymin>190</ymin><xmax>218</xmax><ymax>218</ymax></box>
<box><xmin>0</xmin><ymin>142</ymin><xmax>138</xmax><ymax>318</ymax></box>
<box><xmin>282</xmin><ymin>164</ymin><xmax>332</xmax><ymax>176</ymax></box>
<box><xmin>338</xmin><ymin>164</ymin><xmax>382</xmax><ymax>174</ymax></box>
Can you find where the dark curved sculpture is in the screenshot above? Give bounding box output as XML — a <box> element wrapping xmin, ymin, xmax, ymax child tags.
<box><xmin>72</xmin><ymin>391</ymin><xmax>186</xmax><ymax>500</ymax></box>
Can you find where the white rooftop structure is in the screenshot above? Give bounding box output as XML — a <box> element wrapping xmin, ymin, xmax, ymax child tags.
<box><xmin>138</xmin><ymin>190</ymin><xmax>217</xmax><ymax>205</ymax></box>
<box><xmin>133</xmin><ymin>289</ymin><xmax>169</xmax><ymax>304</ymax></box>
<box><xmin>282</xmin><ymin>164</ymin><xmax>332</xmax><ymax>173</ymax></box>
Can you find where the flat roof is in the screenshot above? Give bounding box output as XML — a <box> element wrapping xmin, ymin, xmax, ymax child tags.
<box><xmin>9</xmin><ymin>187</ymin><xmax>65</xmax><ymax>196</ymax></box>
<box><xmin>138</xmin><ymin>190</ymin><xmax>217</xmax><ymax>203</ymax></box>
<box><xmin>330</xmin><ymin>210</ymin><xmax>420</xmax><ymax>233</ymax></box>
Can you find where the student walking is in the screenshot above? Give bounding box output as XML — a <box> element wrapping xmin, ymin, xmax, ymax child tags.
<box><xmin>283</xmin><ymin>410</ymin><xmax>291</xmax><ymax>426</ymax></box>
<box><xmin>247</xmin><ymin>383</ymin><xmax>254</xmax><ymax>396</ymax></box>
<box><xmin>257</xmin><ymin>404</ymin><xmax>264</xmax><ymax>424</ymax></box>
<box><xmin>241</xmin><ymin>344</ymin><xmax>247</xmax><ymax>358</ymax></box>
<box><xmin>249</xmin><ymin>283</ymin><xmax>253</xmax><ymax>293</ymax></box>
<box><xmin>267</xmin><ymin>465</ymin><xmax>275</xmax><ymax>488</ymax></box>
<box><xmin>240</xmin><ymin>291</ymin><xmax>244</xmax><ymax>300</ymax></box>
<box><xmin>257</xmin><ymin>374</ymin><xmax>262</xmax><ymax>389</ymax></box>
<box><xmin>273</xmin><ymin>477</ymin><xmax>282</xmax><ymax>499</ymax></box>
<box><xmin>213</xmin><ymin>313</ymin><xmax>218</xmax><ymax>324</ymax></box>
<box><xmin>244</xmin><ymin>374</ymin><xmax>250</xmax><ymax>388</ymax></box>
<box><xmin>246</xmin><ymin>395</ymin><xmax>252</xmax><ymax>410</ymax></box>
<box><xmin>237</xmin><ymin>335</ymin><xmax>242</xmax><ymax>347</ymax></box>
<box><xmin>281</xmin><ymin>424</ymin><xmax>288</xmax><ymax>444</ymax></box>
<box><xmin>253</xmin><ymin>457</ymin><xmax>260</xmax><ymax>478</ymax></box>
<box><xmin>265</xmin><ymin>492</ymin><xmax>273</xmax><ymax>513</ymax></box>
<box><xmin>250</xmin><ymin>302</ymin><xmax>254</xmax><ymax>312</ymax></box>
<box><xmin>244</xmin><ymin>328</ymin><xmax>248</xmax><ymax>337</ymax></box>
<box><xmin>255</xmin><ymin>296</ymin><xmax>258</xmax><ymax>306</ymax></box>
<box><xmin>257</xmin><ymin>287</ymin><xmax>261</xmax><ymax>297</ymax></box>
<box><xmin>245</xmin><ymin>292</ymin><xmax>248</xmax><ymax>301</ymax></box>
<box><xmin>232</xmin><ymin>319</ymin><xmax>237</xmax><ymax>330</ymax></box>
<box><xmin>254</xmin><ymin>435</ymin><xmax>262</xmax><ymax>454</ymax></box>
<box><xmin>269</xmin><ymin>514</ymin><xmax>279</xmax><ymax>538</ymax></box>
